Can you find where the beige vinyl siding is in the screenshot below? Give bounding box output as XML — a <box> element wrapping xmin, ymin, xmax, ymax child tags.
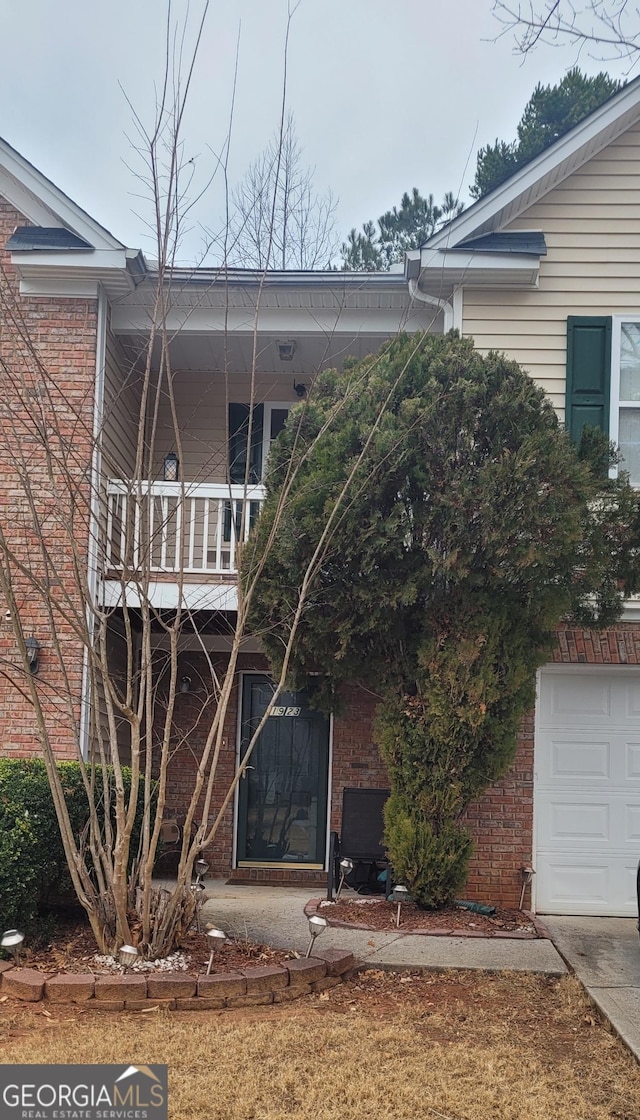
<box><xmin>102</xmin><ymin>326</ymin><xmax>141</xmax><ymax>478</ymax></box>
<box><xmin>154</xmin><ymin>370</ymin><xmax>298</xmax><ymax>483</ymax></box>
<box><xmin>462</xmin><ymin>122</ymin><xmax>640</xmax><ymax>420</ymax></box>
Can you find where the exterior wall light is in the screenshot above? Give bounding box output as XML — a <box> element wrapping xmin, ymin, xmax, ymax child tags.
<box><xmin>293</xmin><ymin>381</ymin><xmax>307</xmax><ymax>398</ymax></box>
<box><xmin>163</xmin><ymin>451</ymin><xmax>179</xmax><ymax>482</ymax></box>
<box><xmin>179</xmin><ymin>676</ymin><xmax>192</xmax><ymax>694</ymax></box>
<box><xmin>25</xmin><ymin>636</ymin><xmax>40</xmax><ymax>674</ymax></box>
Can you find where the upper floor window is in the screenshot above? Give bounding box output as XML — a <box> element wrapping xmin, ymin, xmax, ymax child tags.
<box><xmin>611</xmin><ymin>319</ymin><xmax>640</xmax><ymax>485</ymax></box>
<box><xmin>566</xmin><ymin>315</ymin><xmax>640</xmax><ymax>485</ymax></box>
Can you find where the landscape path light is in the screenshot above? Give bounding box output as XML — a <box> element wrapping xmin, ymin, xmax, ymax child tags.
<box><xmin>390</xmin><ymin>884</ymin><xmax>411</xmax><ymax>927</ymax></box>
<box><xmin>336</xmin><ymin>857</ymin><xmax>354</xmax><ymax>901</ymax></box>
<box><xmin>1</xmin><ymin>929</ymin><xmax>25</xmax><ymax>966</ymax></box>
<box><xmin>306</xmin><ymin>914</ymin><xmax>328</xmax><ymax>958</ymax></box>
<box><xmin>205</xmin><ymin>928</ymin><xmax>227</xmax><ymax>975</ymax></box>
<box><xmin>118</xmin><ymin>944</ymin><xmax>140</xmax><ymax>971</ymax></box>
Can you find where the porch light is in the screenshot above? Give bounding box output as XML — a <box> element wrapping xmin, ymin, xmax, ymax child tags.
<box><xmin>336</xmin><ymin>857</ymin><xmax>354</xmax><ymax>900</ymax></box>
<box><xmin>306</xmin><ymin>914</ymin><xmax>327</xmax><ymax>958</ymax></box>
<box><xmin>277</xmin><ymin>340</ymin><xmax>296</xmax><ymax>361</ymax></box>
<box><xmin>24</xmin><ymin>636</ymin><xmax>40</xmax><ymax>674</ymax></box>
<box><xmin>1</xmin><ymin>929</ymin><xmax>25</xmax><ymax>966</ymax></box>
<box><xmin>205</xmin><ymin>927</ymin><xmax>227</xmax><ymax>975</ymax></box>
<box><xmin>179</xmin><ymin>675</ymin><xmax>192</xmax><ymax>694</ymax></box>
<box><xmin>163</xmin><ymin>451</ymin><xmax>179</xmax><ymax>482</ymax></box>
<box><xmin>293</xmin><ymin>380</ymin><xmax>307</xmax><ymax>398</ymax></box>
<box><xmin>118</xmin><ymin>944</ymin><xmax>139</xmax><ymax>971</ymax></box>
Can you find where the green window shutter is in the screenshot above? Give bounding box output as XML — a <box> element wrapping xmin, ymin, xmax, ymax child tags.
<box><xmin>565</xmin><ymin>316</ymin><xmax>612</xmax><ymax>442</ymax></box>
<box><xmin>228</xmin><ymin>403</ymin><xmax>264</xmax><ymax>483</ymax></box>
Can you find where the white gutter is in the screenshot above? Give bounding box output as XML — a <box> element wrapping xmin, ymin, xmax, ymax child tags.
<box><xmin>408</xmin><ymin>278</ymin><xmax>453</xmax><ymax>333</ymax></box>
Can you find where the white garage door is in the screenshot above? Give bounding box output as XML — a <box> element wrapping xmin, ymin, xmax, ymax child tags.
<box><xmin>535</xmin><ymin>668</ymin><xmax>640</xmax><ymax>916</ymax></box>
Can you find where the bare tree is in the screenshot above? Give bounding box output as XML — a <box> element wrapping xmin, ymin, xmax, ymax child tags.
<box><xmin>225</xmin><ymin>113</ymin><xmax>339</xmax><ymax>269</ymax></box>
<box><xmin>0</xmin><ymin>5</ymin><xmax>432</xmax><ymax>959</ymax></box>
<box><xmin>493</xmin><ymin>0</ymin><xmax>640</xmax><ymax>62</ymax></box>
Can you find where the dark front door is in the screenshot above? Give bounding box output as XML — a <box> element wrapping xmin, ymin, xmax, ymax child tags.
<box><xmin>237</xmin><ymin>675</ymin><xmax>330</xmax><ymax>867</ymax></box>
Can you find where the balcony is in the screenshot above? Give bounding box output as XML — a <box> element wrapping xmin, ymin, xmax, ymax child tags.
<box><xmin>105</xmin><ymin>480</ymin><xmax>266</xmax><ymax>586</ymax></box>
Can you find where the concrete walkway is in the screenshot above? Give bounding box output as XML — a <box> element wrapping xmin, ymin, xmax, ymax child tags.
<box><xmin>200</xmin><ymin>882</ymin><xmax>565</xmax><ymax>974</ymax></box>
<box><xmin>544</xmin><ymin>917</ymin><xmax>640</xmax><ymax>1060</ymax></box>
<box><xmin>200</xmin><ymin>884</ymin><xmax>640</xmax><ymax>1060</ymax></box>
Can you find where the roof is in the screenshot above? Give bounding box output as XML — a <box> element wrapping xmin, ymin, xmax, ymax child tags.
<box><xmin>420</xmin><ymin>73</ymin><xmax>640</xmax><ymax>255</ymax></box>
<box><xmin>6</xmin><ymin>226</ymin><xmax>93</xmax><ymax>251</ymax></box>
<box><xmin>453</xmin><ymin>231</ymin><xmax>547</xmax><ymax>256</ymax></box>
<box><xmin>0</xmin><ymin>134</ymin><xmax>124</xmax><ymax>252</ymax></box>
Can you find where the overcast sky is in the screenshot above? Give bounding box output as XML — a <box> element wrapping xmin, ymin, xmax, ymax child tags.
<box><xmin>0</xmin><ymin>0</ymin><xmax>633</xmax><ymax>262</ymax></box>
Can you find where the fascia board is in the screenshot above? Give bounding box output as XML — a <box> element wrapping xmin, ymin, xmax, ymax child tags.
<box><xmin>110</xmin><ymin>304</ymin><xmax>428</xmax><ymax>335</ymax></box>
<box><xmin>417</xmin><ymin>249</ymin><xmax>540</xmax><ymax>285</ymax></box>
<box><xmin>12</xmin><ymin>248</ymin><xmax>130</xmax><ymax>271</ymax></box>
<box><xmin>425</xmin><ymin>76</ymin><xmax>640</xmax><ymax>251</ymax></box>
<box><xmin>0</xmin><ymin>137</ymin><xmax>124</xmax><ymax>250</ymax></box>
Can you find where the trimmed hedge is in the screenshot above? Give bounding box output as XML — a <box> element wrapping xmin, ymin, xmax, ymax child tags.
<box><xmin>0</xmin><ymin>759</ymin><xmax>148</xmax><ymax>936</ymax></box>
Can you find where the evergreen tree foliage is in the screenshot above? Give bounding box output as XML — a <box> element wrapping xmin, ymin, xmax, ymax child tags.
<box><xmin>472</xmin><ymin>68</ymin><xmax>622</xmax><ymax>199</ymax></box>
<box><xmin>342</xmin><ymin>188</ymin><xmax>463</xmax><ymax>270</ymax></box>
<box><xmin>244</xmin><ymin>333</ymin><xmax>640</xmax><ymax>906</ymax></box>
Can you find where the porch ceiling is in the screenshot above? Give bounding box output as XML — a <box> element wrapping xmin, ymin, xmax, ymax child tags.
<box><xmin>115</xmin><ymin>320</ymin><xmax>443</xmax><ymax>376</ymax></box>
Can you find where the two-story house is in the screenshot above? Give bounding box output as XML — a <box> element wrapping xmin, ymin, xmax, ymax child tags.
<box><xmin>3</xmin><ymin>72</ymin><xmax>640</xmax><ymax>916</ymax></box>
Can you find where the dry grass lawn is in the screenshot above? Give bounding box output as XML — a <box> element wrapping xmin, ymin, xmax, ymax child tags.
<box><xmin>1</xmin><ymin>970</ymin><xmax>639</xmax><ymax>1120</ymax></box>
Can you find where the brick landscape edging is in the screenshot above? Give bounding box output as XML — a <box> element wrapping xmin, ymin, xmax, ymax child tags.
<box><xmin>305</xmin><ymin>899</ymin><xmax>551</xmax><ymax>940</ymax></box>
<box><xmin>0</xmin><ymin>948</ymin><xmax>355</xmax><ymax>1011</ymax></box>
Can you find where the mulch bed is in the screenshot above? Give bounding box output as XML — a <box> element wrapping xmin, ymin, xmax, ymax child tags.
<box><xmin>5</xmin><ymin>918</ymin><xmax>297</xmax><ymax>975</ymax></box>
<box><xmin>312</xmin><ymin>897</ymin><xmax>546</xmax><ymax>938</ymax></box>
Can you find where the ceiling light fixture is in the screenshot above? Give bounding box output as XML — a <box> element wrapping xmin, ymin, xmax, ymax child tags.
<box><xmin>277</xmin><ymin>340</ymin><xmax>296</xmax><ymax>361</ymax></box>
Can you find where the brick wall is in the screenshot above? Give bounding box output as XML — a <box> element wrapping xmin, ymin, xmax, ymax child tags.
<box><xmin>554</xmin><ymin>622</ymin><xmax>640</xmax><ymax>664</ymax></box>
<box><xmin>166</xmin><ymin>629</ymin><xmax>640</xmax><ymax>909</ymax></box>
<box><xmin>0</xmin><ymin>198</ymin><xmax>97</xmax><ymax>759</ymax></box>
<box><xmin>162</xmin><ymin>661</ymin><xmax>535</xmax><ymax>906</ymax></box>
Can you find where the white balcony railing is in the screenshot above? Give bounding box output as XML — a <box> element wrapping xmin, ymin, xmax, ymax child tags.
<box><xmin>105</xmin><ymin>481</ymin><xmax>266</xmax><ymax>576</ymax></box>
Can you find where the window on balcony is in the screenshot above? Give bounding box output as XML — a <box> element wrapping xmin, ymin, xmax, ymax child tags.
<box><xmin>228</xmin><ymin>402</ymin><xmax>291</xmax><ymax>483</ymax></box>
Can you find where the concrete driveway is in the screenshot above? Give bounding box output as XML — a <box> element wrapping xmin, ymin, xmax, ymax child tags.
<box><xmin>543</xmin><ymin>917</ymin><xmax>640</xmax><ymax>1059</ymax></box>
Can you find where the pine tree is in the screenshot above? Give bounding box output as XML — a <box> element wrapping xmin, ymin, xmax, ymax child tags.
<box><xmin>244</xmin><ymin>332</ymin><xmax>640</xmax><ymax>906</ymax></box>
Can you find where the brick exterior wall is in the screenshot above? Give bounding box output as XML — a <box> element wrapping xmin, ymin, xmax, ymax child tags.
<box><xmin>164</xmin><ymin>625</ymin><xmax>640</xmax><ymax>909</ymax></box>
<box><xmin>161</xmin><ymin>655</ymin><xmax>534</xmax><ymax>905</ymax></box>
<box><xmin>0</xmin><ymin>198</ymin><xmax>97</xmax><ymax>760</ymax></box>
<box><xmin>554</xmin><ymin>622</ymin><xmax>640</xmax><ymax>664</ymax></box>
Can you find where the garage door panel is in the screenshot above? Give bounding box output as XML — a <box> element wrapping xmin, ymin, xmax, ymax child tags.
<box><xmin>536</xmin><ymin>856</ymin><xmax>637</xmax><ymax>916</ymax></box>
<box><xmin>627</xmin><ymin>804</ymin><xmax>640</xmax><ymax>841</ymax></box>
<box><xmin>627</xmin><ymin>743</ymin><xmax>640</xmax><ymax>779</ymax></box>
<box><xmin>625</xmin><ymin>680</ymin><xmax>640</xmax><ymax>718</ymax></box>
<box><xmin>536</xmin><ymin>669</ymin><xmax>640</xmax><ymax>915</ymax></box>
<box><xmin>539</xmin><ymin>677</ymin><xmax>612</xmax><ymax>725</ymax></box>
<box><xmin>538</xmin><ymin>734</ymin><xmax>640</xmax><ymax>785</ymax></box>
<box><xmin>538</xmin><ymin>793</ymin><xmax>640</xmax><ymax>848</ymax></box>
<box><xmin>549</xmin><ymin>801</ymin><xmax>609</xmax><ymax>841</ymax></box>
<box><xmin>547</xmin><ymin>739</ymin><xmax>610</xmax><ymax>781</ymax></box>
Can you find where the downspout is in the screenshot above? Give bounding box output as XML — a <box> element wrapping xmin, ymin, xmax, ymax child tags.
<box><xmin>408</xmin><ymin>277</ymin><xmax>454</xmax><ymax>333</ymax></box>
<box><xmin>79</xmin><ymin>284</ymin><xmax>108</xmax><ymax>759</ymax></box>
